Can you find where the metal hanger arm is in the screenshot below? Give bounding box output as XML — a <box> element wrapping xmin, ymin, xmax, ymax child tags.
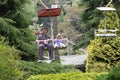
<box><xmin>38</xmin><ymin>0</ymin><xmax>49</xmax><ymax>9</ymax></box>
<box><xmin>106</xmin><ymin>0</ymin><xmax>113</xmax><ymax>7</ymax></box>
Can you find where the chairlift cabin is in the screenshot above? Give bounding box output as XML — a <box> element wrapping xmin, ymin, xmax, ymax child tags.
<box><xmin>37</xmin><ymin>1</ymin><xmax>69</xmax><ymax>49</ymax></box>
<box><xmin>95</xmin><ymin>7</ymin><xmax>118</xmax><ymax>37</ymax></box>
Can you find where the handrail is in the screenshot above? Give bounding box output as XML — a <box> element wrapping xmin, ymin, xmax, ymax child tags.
<box><xmin>95</xmin><ymin>29</ymin><xmax>117</xmax><ymax>37</ymax></box>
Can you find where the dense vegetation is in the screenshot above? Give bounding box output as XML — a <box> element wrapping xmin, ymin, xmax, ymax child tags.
<box><xmin>27</xmin><ymin>64</ymin><xmax>120</xmax><ymax>80</ymax></box>
<box><xmin>74</xmin><ymin>0</ymin><xmax>120</xmax><ymax>49</ymax></box>
<box><xmin>86</xmin><ymin>5</ymin><xmax>120</xmax><ymax>72</ymax></box>
<box><xmin>0</xmin><ymin>0</ymin><xmax>120</xmax><ymax>80</ymax></box>
<box><xmin>26</xmin><ymin>64</ymin><xmax>120</xmax><ymax>80</ymax></box>
<box><xmin>18</xmin><ymin>60</ymin><xmax>77</xmax><ymax>79</ymax></box>
<box><xmin>95</xmin><ymin>64</ymin><xmax>120</xmax><ymax>80</ymax></box>
<box><xmin>0</xmin><ymin>0</ymin><xmax>38</xmax><ymax>61</ymax></box>
<box><xmin>27</xmin><ymin>72</ymin><xmax>102</xmax><ymax>80</ymax></box>
<box><xmin>0</xmin><ymin>37</ymin><xmax>22</xmax><ymax>80</ymax></box>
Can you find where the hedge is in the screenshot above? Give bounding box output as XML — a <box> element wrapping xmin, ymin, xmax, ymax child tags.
<box><xmin>0</xmin><ymin>38</ymin><xmax>22</xmax><ymax>80</ymax></box>
<box><xmin>27</xmin><ymin>72</ymin><xmax>104</xmax><ymax>80</ymax></box>
<box><xmin>18</xmin><ymin>60</ymin><xmax>78</xmax><ymax>79</ymax></box>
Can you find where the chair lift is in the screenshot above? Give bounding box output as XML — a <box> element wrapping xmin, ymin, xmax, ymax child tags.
<box><xmin>95</xmin><ymin>0</ymin><xmax>118</xmax><ymax>37</ymax></box>
<box><xmin>37</xmin><ymin>0</ymin><xmax>70</xmax><ymax>49</ymax></box>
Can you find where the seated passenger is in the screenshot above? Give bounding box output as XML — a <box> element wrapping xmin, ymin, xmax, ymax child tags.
<box><xmin>54</xmin><ymin>34</ymin><xmax>66</xmax><ymax>48</ymax></box>
<box><xmin>36</xmin><ymin>27</ymin><xmax>54</xmax><ymax>62</ymax></box>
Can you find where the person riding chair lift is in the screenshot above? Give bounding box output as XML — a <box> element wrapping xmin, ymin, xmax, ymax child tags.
<box><xmin>36</xmin><ymin>0</ymin><xmax>69</xmax><ymax>63</ymax></box>
<box><xmin>36</xmin><ymin>27</ymin><xmax>68</xmax><ymax>63</ymax></box>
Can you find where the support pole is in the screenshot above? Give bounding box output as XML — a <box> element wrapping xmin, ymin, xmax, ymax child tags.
<box><xmin>104</xmin><ymin>15</ymin><xmax>107</xmax><ymax>30</ymax></box>
<box><xmin>50</xmin><ymin>17</ymin><xmax>54</xmax><ymax>45</ymax></box>
<box><xmin>51</xmin><ymin>0</ymin><xmax>60</xmax><ymax>60</ymax></box>
<box><xmin>53</xmin><ymin>17</ymin><xmax>60</xmax><ymax>60</ymax></box>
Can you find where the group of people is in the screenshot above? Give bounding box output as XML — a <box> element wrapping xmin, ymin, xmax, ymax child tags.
<box><xmin>36</xmin><ymin>27</ymin><xmax>66</xmax><ymax>63</ymax></box>
<box><xmin>36</xmin><ymin>0</ymin><xmax>66</xmax><ymax>63</ymax></box>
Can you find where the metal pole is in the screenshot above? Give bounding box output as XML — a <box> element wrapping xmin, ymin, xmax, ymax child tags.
<box><xmin>50</xmin><ymin>17</ymin><xmax>54</xmax><ymax>45</ymax></box>
<box><xmin>51</xmin><ymin>0</ymin><xmax>60</xmax><ymax>60</ymax></box>
<box><xmin>106</xmin><ymin>0</ymin><xmax>113</xmax><ymax>7</ymax></box>
<box><xmin>104</xmin><ymin>15</ymin><xmax>107</xmax><ymax>30</ymax></box>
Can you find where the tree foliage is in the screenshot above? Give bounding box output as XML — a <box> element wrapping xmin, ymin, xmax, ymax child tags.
<box><xmin>0</xmin><ymin>37</ymin><xmax>22</xmax><ymax>80</ymax></box>
<box><xmin>74</xmin><ymin>0</ymin><xmax>120</xmax><ymax>49</ymax></box>
<box><xmin>0</xmin><ymin>0</ymin><xmax>38</xmax><ymax>60</ymax></box>
<box><xmin>18</xmin><ymin>60</ymin><xmax>77</xmax><ymax>79</ymax></box>
<box><xmin>27</xmin><ymin>72</ymin><xmax>103</xmax><ymax>80</ymax></box>
<box><xmin>106</xmin><ymin>65</ymin><xmax>120</xmax><ymax>80</ymax></box>
<box><xmin>86</xmin><ymin>5</ymin><xmax>120</xmax><ymax>72</ymax></box>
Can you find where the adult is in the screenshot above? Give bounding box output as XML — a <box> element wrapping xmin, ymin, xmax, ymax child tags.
<box><xmin>36</xmin><ymin>27</ymin><xmax>54</xmax><ymax>62</ymax></box>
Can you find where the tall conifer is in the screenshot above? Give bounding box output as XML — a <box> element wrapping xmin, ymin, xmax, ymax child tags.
<box><xmin>0</xmin><ymin>0</ymin><xmax>37</xmax><ymax>60</ymax></box>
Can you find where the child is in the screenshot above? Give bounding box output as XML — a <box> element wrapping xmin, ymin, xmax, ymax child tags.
<box><xmin>54</xmin><ymin>34</ymin><xmax>66</xmax><ymax>48</ymax></box>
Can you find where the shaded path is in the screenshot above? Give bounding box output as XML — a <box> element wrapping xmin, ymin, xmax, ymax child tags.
<box><xmin>60</xmin><ymin>48</ymin><xmax>87</xmax><ymax>65</ymax></box>
<box><xmin>60</xmin><ymin>53</ymin><xmax>87</xmax><ymax>65</ymax></box>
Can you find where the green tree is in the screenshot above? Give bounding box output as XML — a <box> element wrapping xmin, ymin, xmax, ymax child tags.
<box><xmin>86</xmin><ymin>5</ymin><xmax>120</xmax><ymax>72</ymax></box>
<box><xmin>0</xmin><ymin>0</ymin><xmax>38</xmax><ymax>60</ymax></box>
<box><xmin>74</xmin><ymin>0</ymin><xmax>120</xmax><ymax>49</ymax></box>
<box><xmin>74</xmin><ymin>0</ymin><xmax>103</xmax><ymax>49</ymax></box>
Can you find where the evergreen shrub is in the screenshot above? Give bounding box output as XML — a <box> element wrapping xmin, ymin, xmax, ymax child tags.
<box><xmin>95</xmin><ymin>74</ymin><xmax>108</xmax><ymax>80</ymax></box>
<box><xmin>86</xmin><ymin>5</ymin><xmax>120</xmax><ymax>72</ymax></box>
<box><xmin>18</xmin><ymin>60</ymin><xmax>78</xmax><ymax>79</ymax></box>
<box><xmin>0</xmin><ymin>37</ymin><xmax>22</xmax><ymax>80</ymax></box>
<box><xmin>86</xmin><ymin>38</ymin><xmax>120</xmax><ymax>72</ymax></box>
<box><xmin>95</xmin><ymin>65</ymin><xmax>120</xmax><ymax>80</ymax></box>
<box><xmin>27</xmin><ymin>72</ymin><xmax>102</xmax><ymax>80</ymax></box>
<box><xmin>107</xmin><ymin>65</ymin><xmax>120</xmax><ymax>80</ymax></box>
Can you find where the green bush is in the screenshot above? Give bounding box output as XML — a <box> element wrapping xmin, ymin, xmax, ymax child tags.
<box><xmin>95</xmin><ymin>74</ymin><xmax>108</xmax><ymax>80</ymax></box>
<box><xmin>86</xmin><ymin>5</ymin><xmax>120</xmax><ymax>72</ymax></box>
<box><xmin>0</xmin><ymin>38</ymin><xmax>22</xmax><ymax>80</ymax></box>
<box><xmin>18</xmin><ymin>60</ymin><xmax>78</xmax><ymax>79</ymax></box>
<box><xmin>95</xmin><ymin>65</ymin><xmax>120</xmax><ymax>80</ymax></box>
<box><xmin>87</xmin><ymin>38</ymin><xmax>120</xmax><ymax>72</ymax></box>
<box><xmin>86</xmin><ymin>61</ymin><xmax>111</xmax><ymax>72</ymax></box>
<box><xmin>27</xmin><ymin>72</ymin><xmax>103</xmax><ymax>80</ymax></box>
<box><xmin>107</xmin><ymin>65</ymin><xmax>120</xmax><ymax>80</ymax></box>
<box><xmin>75</xmin><ymin>49</ymin><xmax>85</xmax><ymax>55</ymax></box>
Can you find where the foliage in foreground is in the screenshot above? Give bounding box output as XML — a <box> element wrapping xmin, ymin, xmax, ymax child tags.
<box><xmin>0</xmin><ymin>37</ymin><xmax>22</xmax><ymax>80</ymax></box>
<box><xmin>18</xmin><ymin>60</ymin><xmax>78</xmax><ymax>80</ymax></box>
<box><xmin>106</xmin><ymin>64</ymin><xmax>120</xmax><ymax>80</ymax></box>
<box><xmin>95</xmin><ymin>64</ymin><xmax>120</xmax><ymax>80</ymax></box>
<box><xmin>86</xmin><ymin>37</ymin><xmax>120</xmax><ymax>72</ymax></box>
<box><xmin>26</xmin><ymin>64</ymin><xmax>120</xmax><ymax>80</ymax></box>
<box><xmin>27</xmin><ymin>72</ymin><xmax>103</xmax><ymax>80</ymax></box>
